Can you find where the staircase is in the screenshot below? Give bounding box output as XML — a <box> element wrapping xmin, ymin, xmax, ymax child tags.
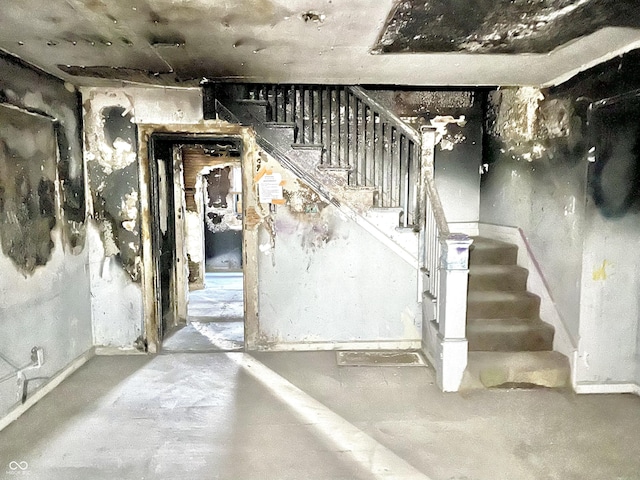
<box><xmin>205</xmin><ymin>83</ymin><xmax>570</xmax><ymax>392</ymax></box>
<box><xmin>463</xmin><ymin>237</ymin><xmax>570</xmax><ymax>389</ymax></box>
<box><xmin>207</xmin><ymin>83</ymin><xmax>428</xmax><ymax>262</ymax></box>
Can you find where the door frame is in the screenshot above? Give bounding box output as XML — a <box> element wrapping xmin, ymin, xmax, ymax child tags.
<box><xmin>138</xmin><ymin>122</ymin><xmax>260</xmax><ymax>353</ymax></box>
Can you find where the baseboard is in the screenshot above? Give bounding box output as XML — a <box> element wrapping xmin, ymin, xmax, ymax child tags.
<box><xmin>251</xmin><ymin>340</ymin><xmax>422</xmax><ymax>352</ymax></box>
<box><xmin>478</xmin><ymin>222</ymin><xmax>579</xmax><ymax>387</ymax></box>
<box><xmin>95</xmin><ymin>346</ymin><xmax>147</xmax><ymax>355</ymax></box>
<box><xmin>0</xmin><ymin>348</ymin><xmax>95</xmax><ymax>432</ymax></box>
<box><xmin>574</xmin><ymin>382</ymin><xmax>640</xmax><ymax>395</ymax></box>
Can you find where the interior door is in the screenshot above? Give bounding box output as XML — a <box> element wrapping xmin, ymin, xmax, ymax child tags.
<box><xmin>172</xmin><ymin>145</ymin><xmax>189</xmax><ymax>323</ymax></box>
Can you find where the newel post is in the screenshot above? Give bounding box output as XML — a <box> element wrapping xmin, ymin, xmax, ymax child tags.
<box><xmin>436</xmin><ymin>234</ymin><xmax>473</xmax><ymax>392</ymax></box>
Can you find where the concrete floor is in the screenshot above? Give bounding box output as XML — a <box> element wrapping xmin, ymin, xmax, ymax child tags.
<box><xmin>163</xmin><ymin>272</ymin><xmax>244</xmax><ymax>353</ymax></box>
<box><xmin>0</xmin><ymin>350</ymin><xmax>639</xmax><ymax>480</ymax></box>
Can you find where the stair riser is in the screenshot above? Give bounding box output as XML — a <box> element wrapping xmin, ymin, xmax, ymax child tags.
<box><xmin>257</xmin><ymin>125</ymin><xmax>297</xmax><ymax>149</ymax></box>
<box><xmin>466</xmin><ymin>351</ymin><xmax>571</xmax><ymax>389</ymax></box>
<box><xmin>236</xmin><ymin>102</ymin><xmax>269</xmax><ymax>123</ymax></box>
<box><xmin>469</xmin><ymin>247</ymin><xmax>518</xmax><ymax>266</ymax></box>
<box><xmin>288</xmin><ymin>149</ymin><xmax>323</xmax><ymax>172</ymax></box>
<box><xmin>467</xmin><ymin>297</ymin><xmax>541</xmax><ymax>319</ymax></box>
<box><xmin>468</xmin><ymin>271</ymin><xmax>528</xmax><ymax>292</ymax></box>
<box><xmin>467</xmin><ymin>328</ymin><xmax>554</xmax><ymax>352</ymax></box>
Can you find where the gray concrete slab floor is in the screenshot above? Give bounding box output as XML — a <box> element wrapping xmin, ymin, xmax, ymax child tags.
<box><xmin>0</xmin><ymin>351</ymin><xmax>639</xmax><ymax>480</ymax></box>
<box><xmin>163</xmin><ymin>272</ymin><xmax>244</xmax><ymax>353</ymax></box>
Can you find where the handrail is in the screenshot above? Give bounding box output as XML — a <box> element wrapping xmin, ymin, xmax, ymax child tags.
<box><xmin>421</xmin><ymin>126</ymin><xmax>450</xmax><ymax>238</ymax></box>
<box><xmin>349</xmin><ymin>87</ymin><xmax>421</xmax><ymax>145</ymax></box>
<box><xmin>419</xmin><ymin>126</ymin><xmax>450</xmax><ymax>301</ymax></box>
<box><xmin>218</xmin><ymin>83</ymin><xmax>450</xmax><ymax>233</ymax></box>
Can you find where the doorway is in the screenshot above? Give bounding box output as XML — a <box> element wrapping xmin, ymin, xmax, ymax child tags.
<box><xmin>148</xmin><ymin>135</ymin><xmax>246</xmax><ymax>353</ymax></box>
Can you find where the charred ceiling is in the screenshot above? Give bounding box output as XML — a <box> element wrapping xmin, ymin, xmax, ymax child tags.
<box><xmin>2</xmin><ymin>0</ymin><xmax>640</xmax><ymax>86</ymax></box>
<box><xmin>374</xmin><ymin>0</ymin><xmax>640</xmax><ymax>54</ymax></box>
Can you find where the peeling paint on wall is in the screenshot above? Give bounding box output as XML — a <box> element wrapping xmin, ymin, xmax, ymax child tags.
<box><xmin>486</xmin><ymin>86</ymin><xmax>587</xmax><ymax>165</ymax></box>
<box><xmin>488</xmin><ymin>87</ymin><xmax>544</xmax><ymax>157</ymax></box>
<box><xmin>84</xmin><ymin>93</ymin><xmax>141</xmax><ymax>280</ymax></box>
<box><xmin>0</xmin><ymin>52</ymin><xmax>86</xmax><ymax>253</ymax></box>
<box><xmin>367</xmin><ymin>89</ymin><xmax>475</xmax><ymax>152</ymax></box>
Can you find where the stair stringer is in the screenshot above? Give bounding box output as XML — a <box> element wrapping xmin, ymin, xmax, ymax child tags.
<box><xmin>215</xmin><ymin>98</ymin><xmax>420</xmax><ymax>268</ymax></box>
<box><xmin>478</xmin><ymin>222</ymin><xmax>579</xmax><ymax>388</ymax></box>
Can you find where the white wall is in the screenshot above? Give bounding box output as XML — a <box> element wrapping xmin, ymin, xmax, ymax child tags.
<box><xmin>576</xmin><ymin>204</ymin><xmax>640</xmax><ymax>384</ymax></box>
<box><xmin>0</xmin><ymin>229</ymin><xmax>92</xmax><ymax>415</ymax></box>
<box><xmin>255</xmin><ymin>157</ymin><xmax>422</xmax><ymax>349</ymax></box>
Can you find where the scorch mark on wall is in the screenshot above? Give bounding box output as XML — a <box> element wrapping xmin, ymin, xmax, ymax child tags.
<box><xmin>84</xmin><ymin>95</ymin><xmax>141</xmax><ymax>281</ymax></box>
<box><xmin>0</xmin><ymin>104</ymin><xmax>57</xmax><ymax>274</ymax></box>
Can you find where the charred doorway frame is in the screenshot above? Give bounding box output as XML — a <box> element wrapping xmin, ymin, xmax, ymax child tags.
<box><xmin>138</xmin><ymin>123</ymin><xmax>259</xmax><ymax>353</ymax></box>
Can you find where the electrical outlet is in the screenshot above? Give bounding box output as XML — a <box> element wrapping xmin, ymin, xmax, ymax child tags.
<box><xmin>30</xmin><ymin>347</ymin><xmax>44</xmax><ymax>367</ymax></box>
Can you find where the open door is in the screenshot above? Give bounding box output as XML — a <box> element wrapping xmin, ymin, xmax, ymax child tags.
<box><xmin>172</xmin><ymin>145</ymin><xmax>189</xmax><ymax>324</ymax></box>
<box><xmin>141</xmin><ymin>127</ymin><xmax>257</xmax><ymax>353</ymax></box>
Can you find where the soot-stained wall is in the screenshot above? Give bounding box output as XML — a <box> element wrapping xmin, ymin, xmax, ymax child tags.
<box><xmin>82</xmin><ymin>86</ymin><xmax>203</xmax><ymax>348</ymax></box>
<box><xmin>0</xmin><ymin>51</ymin><xmax>86</xmax><ymax>251</ymax></box>
<box><xmin>0</xmin><ymin>52</ymin><xmax>91</xmax><ymax>419</ymax></box>
<box><xmin>0</xmin><ymin>105</ymin><xmax>57</xmax><ymax>274</ymax></box>
<box><xmin>481</xmin><ymin>49</ymin><xmax>640</xmax><ymax>386</ymax></box>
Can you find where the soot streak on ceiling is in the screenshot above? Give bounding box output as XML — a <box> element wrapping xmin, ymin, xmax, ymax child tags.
<box><xmin>374</xmin><ymin>0</ymin><xmax>640</xmax><ymax>54</ymax></box>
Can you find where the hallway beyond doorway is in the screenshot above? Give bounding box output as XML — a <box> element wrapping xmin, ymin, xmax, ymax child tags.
<box><xmin>163</xmin><ymin>272</ymin><xmax>244</xmax><ymax>353</ymax></box>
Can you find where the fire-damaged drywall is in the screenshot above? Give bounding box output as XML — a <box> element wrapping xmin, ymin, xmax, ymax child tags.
<box><xmin>480</xmin><ymin>49</ymin><xmax>640</xmax><ymax>387</ymax></box>
<box><xmin>252</xmin><ymin>151</ymin><xmax>422</xmax><ymax>349</ymax></box>
<box><xmin>0</xmin><ymin>52</ymin><xmax>91</xmax><ymax>420</ymax></box>
<box><xmin>82</xmin><ymin>86</ymin><xmax>202</xmax><ymax>348</ymax></box>
<box><xmin>0</xmin><ymin>105</ymin><xmax>57</xmax><ymax>273</ymax></box>
<box><xmin>365</xmin><ymin>88</ymin><xmax>483</xmax><ymax>223</ymax></box>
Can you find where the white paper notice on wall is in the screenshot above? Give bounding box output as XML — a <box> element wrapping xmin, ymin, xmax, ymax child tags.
<box><xmin>258</xmin><ymin>172</ymin><xmax>284</xmax><ymax>204</ymax></box>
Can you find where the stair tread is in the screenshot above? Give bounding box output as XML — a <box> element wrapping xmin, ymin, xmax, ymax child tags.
<box><xmin>469</xmin><ymin>264</ymin><xmax>527</xmax><ymax>274</ymax></box>
<box><xmin>317</xmin><ymin>164</ymin><xmax>352</xmax><ymax>171</ymax></box>
<box><xmin>237</xmin><ymin>99</ymin><xmax>269</xmax><ymax>106</ymax></box>
<box><xmin>469</xmin><ymin>237</ymin><xmax>518</xmax><ymax>266</ymax></box>
<box><xmin>291</xmin><ymin>143</ymin><xmax>324</xmax><ymax>150</ymax></box>
<box><xmin>468</xmin><ymin>351</ymin><xmax>568</xmax><ymax>369</ymax></box>
<box><xmin>368</xmin><ymin>207</ymin><xmax>403</xmax><ymax>212</ymax></box>
<box><xmin>468</xmin><ymin>291</ymin><xmax>539</xmax><ymax>302</ymax></box>
<box><xmin>265</xmin><ymin>121</ymin><xmax>297</xmax><ymax>128</ymax></box>
<box><xmin>467</xmin><ymin>317</ymin><xmax>552</xmax><ymax>328</ymax></box>
<box><xmin>471</xmin><ymin>236</ymin><xmax>518</xmax><ymax>249</ymax></box>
